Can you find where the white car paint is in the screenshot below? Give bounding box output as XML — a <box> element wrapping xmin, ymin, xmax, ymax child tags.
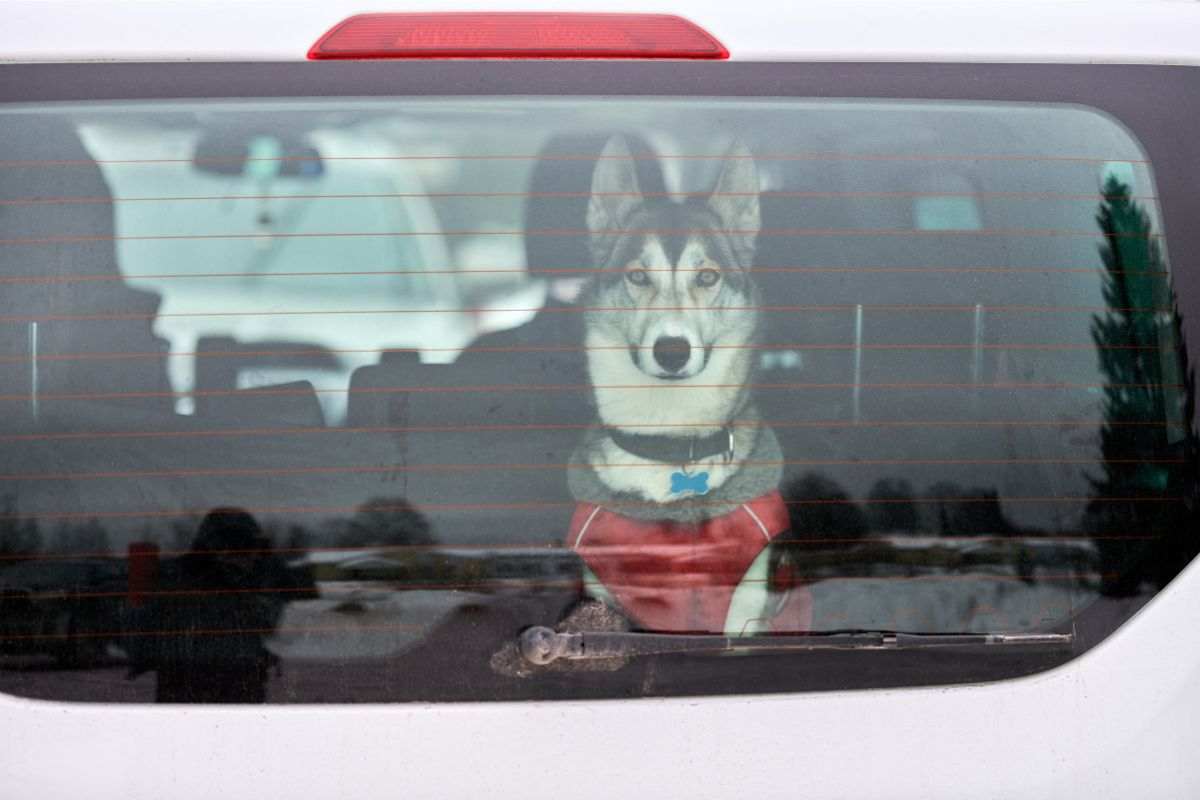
<box><xmin>1</xmin><ymin>2</ymin><xmax>1198</xmax><ymax>798</ymax></box>
<box><xmin>0</xmin><ymin>0</ymin><xmax>1197</xmax><ymax>65</ymax></box>
<box><xmin>0</xmin><ymin>558</ymin><xmax>1195</xmax><ymax>799</ymax></box>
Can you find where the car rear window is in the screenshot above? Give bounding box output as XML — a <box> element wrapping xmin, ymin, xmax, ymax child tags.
<box><xmin>0</xmin><ymin>82</ymin><xmax>1195</xmax><ymax>702</ymax></box>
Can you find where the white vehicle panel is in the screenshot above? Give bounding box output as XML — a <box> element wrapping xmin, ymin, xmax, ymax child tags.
<box><xmin>2</xmin><ymin>0</ymin><xmax>1200</xmax><ymax>65</ymax></box>
<box><xmin>1</xmin><ymin>556</ymin><xmax>1197</xmax><ymax>799</ymax></box>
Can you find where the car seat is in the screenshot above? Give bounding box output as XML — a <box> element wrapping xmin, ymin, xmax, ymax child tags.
<box><xmin>0</xmin><ymin>114</ymin><xmax>172</xmax><ymax>429</ymax></box>
<box><xmin>345</xmin><ymin>132</ymin><xmax>666</xmax><ymax>546</ymax></box>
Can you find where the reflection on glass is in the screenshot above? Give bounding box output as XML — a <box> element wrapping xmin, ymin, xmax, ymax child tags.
<box><xmin>1086</xmin><ymin>178</ymin><xmax>1199</xmax><ymax>596</ymax></box>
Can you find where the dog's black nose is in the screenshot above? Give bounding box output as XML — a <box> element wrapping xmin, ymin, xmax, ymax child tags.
<box><xmin>652</xmin><ymin>337</ymin><xmax>691</xmax><ymax>373</ymax></box>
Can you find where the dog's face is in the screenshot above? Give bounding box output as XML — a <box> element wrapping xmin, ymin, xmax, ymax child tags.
<box><xmin>579</xmin><ymin>137</ymin><xmax>763</xmax><ymax>432</ymax></box>
<box><xmin>582</xmin><ymin>137</ymin><xmax>763</xmax><ymax>382</ymax></box>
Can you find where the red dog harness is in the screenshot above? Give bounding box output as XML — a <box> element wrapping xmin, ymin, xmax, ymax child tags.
<box><xmin>566</xmin><ymin>490</ymin><xmax>791</xmax><ymax>633</ymax></box>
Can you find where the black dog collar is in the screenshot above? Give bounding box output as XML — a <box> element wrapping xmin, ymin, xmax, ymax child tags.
<box><xmin>606</xmin><ymin>426</ymin><xmax>734</xmax><ymax>466</ymax></box>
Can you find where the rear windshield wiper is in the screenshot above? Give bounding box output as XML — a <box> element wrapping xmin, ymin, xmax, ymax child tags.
<box><xmin>518</xmin><ymin>626</ymin><xmax>1073</xmax><ymax>665</ymax></box>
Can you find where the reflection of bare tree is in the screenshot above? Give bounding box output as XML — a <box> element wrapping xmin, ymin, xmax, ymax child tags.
<box><xmin>49</xmin><ymin>519</ymin><xmax>110</xmax><ymax>556</ymax></box>
<box><xmin>782</xmin><ymin>473</ymin><xmax>869</xmax><ymax>547</ymax></box>
<box><xmin>923</xmin><ymin>482</ymin><xmax>1016</xmax><ymax>537</ymax></box>
<box><xmin>337</xmin><ymin>497</ymin><xmax>435</xmax><ymax>549</ymax></box>
<box><xmin>168</xmin><ymin>517</ymin><xmax>201</xmax><ymax>553</ymax></box>
<box><xmin>866</xmin><ymin>478</ymin><xmax>919</xmax><ymax>533</ymax></box>
<box><xmin>1087</xmin><ymin>177</ymin><xmax>1199</xmax><ymax>595</ymax></box>
<box><xmin>283</xmin><ymin>524</ymin><xmax>313</xmax><ymax>556</ymax></box>
<box><xmin>0</xmin><ymin>495</ymin><xmax>41</xmax><ymax>560</ymax></box>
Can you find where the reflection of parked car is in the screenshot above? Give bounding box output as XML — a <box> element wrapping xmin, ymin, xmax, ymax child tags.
<box><xmin>0</xmin><ymin>559</ymin><xmax>128</xmax><ymax>666</ymax></box>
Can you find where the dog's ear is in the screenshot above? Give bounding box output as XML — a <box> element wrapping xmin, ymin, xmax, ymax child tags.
<box><xmin>587</xmin><ymin>136</ymin><xmax>643</xmax><ymax>263</ymax></box>
<box><xmin>708</xmin><ymin>141</ymin><xmax>761</xmax><ymax>267</ymax></box>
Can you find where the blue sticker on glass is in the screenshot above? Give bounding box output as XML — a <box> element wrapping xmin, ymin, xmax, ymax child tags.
<box><xmin>670</xmin><ymin>471</ymin><xmax>710</xmax><ymax>496</ymax></box>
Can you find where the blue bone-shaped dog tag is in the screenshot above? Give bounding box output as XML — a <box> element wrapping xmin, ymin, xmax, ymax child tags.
<box><xmin>670</xmin><ymin>471</ymin><xmax>710</xmax><ymax>496</ymax></box>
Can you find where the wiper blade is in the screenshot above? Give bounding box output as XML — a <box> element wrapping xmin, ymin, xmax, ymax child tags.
<box><xmin>518</xmin><ymin>626</ymin><xmax>1073</xmax><ymax>665</ymax></box>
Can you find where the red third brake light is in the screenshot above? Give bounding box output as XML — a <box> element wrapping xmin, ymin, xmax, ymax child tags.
<box><xmin>307</xmin><ymin>13</ymin><xmax>729</xmax><ymax>60</ymax></box>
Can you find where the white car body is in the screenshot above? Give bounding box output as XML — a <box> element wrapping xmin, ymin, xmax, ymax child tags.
<box><xmin>2</xmin><ymin>2</ymin><xmax>1198</xmax><ymax>798</ymax></box>
<box><xmin>3</xmin><ymin>0</ymin><xmax>1200</xmax><ymax>66</ymax></box>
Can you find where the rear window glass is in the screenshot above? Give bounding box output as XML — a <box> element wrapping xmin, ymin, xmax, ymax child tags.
<box><xmin>0</xmin><ymin>96</ymin><xmax>1194</xmax><ymax>702</ymax></box>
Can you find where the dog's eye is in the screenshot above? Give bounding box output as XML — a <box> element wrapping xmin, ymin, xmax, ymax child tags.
<box><xmin>626</xmin><ymin>269</ymin><xmax>651</xmax><ymax>287</ymax></box>
<box><xmin>695</xmin><ymin>268</ymin><xmax>721</xmax><ymax>287</ymax></box>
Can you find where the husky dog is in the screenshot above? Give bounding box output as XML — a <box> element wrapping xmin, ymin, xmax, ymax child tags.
<box><xmin>490</xmin><ymin>137</ymin><xmax>809</xmax><ymax>677</ymax></box>
<box><xmin>572</xmin><ymin>137</ymin><xmax>771</xmax><ymax>505</ymax></box>
<box><xmin>559</xmin><ymin>137</ymin><xmax>809</xmax><ymax>640</ymax></box>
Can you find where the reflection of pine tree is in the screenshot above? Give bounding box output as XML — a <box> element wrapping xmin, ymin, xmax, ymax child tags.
<box><xmin>1088</xmin><ymin>177</ymin><xmax>1199</xmax><ymax>595</ymax></box>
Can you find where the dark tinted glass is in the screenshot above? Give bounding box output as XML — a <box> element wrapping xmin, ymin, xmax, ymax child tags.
<box><xmin>0</xmin><ymin>96</ymin><xmax>1194</xmax><ymax>702</ymax></box>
